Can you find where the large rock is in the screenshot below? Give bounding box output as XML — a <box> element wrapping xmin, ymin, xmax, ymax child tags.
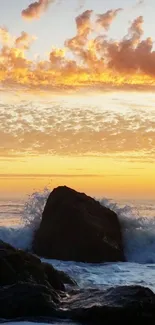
<box><xmin>33</xmin><ymin>186</ymin><xmax>125</xmax><ymax>262</ymax></box>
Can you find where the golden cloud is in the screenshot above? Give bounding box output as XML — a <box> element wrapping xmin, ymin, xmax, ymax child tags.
<box><xmin>22</xmin><ymin>0</ymin><xmax>53</xmax><ymax>20</ymax></box>
<box><xmin>15</xmin><ymin>32</ymin><xmax>37</xmax><ymax>50</ymax></box>
<box><xmin>0</xmin><ymin>27</ymin><xmax>11</xmax><ymax>45</ymax></box>
<box><xmin>1</xmin><ymin>9</ymin><xmax>155</xmax><ymax>91</ymax></box>
<box><xmin>97</xmin><ymin>9</ymin><xmax>123</xmax><ymax>31</ymax></box>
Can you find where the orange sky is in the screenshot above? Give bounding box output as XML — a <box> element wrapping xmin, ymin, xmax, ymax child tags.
<box><xmin>0</xmin><ymin>91</ymin><xmax>154</xmax><ymax>199</ymax></box>
<box><xmin>1</xmin><ymin>5</ymin><xmax>155</xmax><ymax>91</ymax></box>
<box><xmin>0</xmin><ymin>1</ymin><xmax>155</xmax><ymax>200</ymax></box>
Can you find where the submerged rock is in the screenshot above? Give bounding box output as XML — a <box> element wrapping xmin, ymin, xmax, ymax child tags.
<box><xmin>33</xmin><ymin>186</ymin><xmax>125</xmax><ymax>262</ymax></box>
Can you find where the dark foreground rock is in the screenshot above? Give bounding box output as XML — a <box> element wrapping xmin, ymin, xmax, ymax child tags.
<box><xmin>0</xmin><ymin>241</ymin><xmax>155</xmax><ymax>322</ymax></box>
<box><xmin>0</xmin><ymin>282</ymin><xmax>58</xmax><ymax>319</ymax></box>
<box><xmin>62</xmin><ymin>286</ymin><xmax>155</xmax><ymax>323</ymax></box>
<box><xmin>33</xmin><ymin>186</ymin><xmax>125</xmax><ymax>262</ymax></box>
<box><xmin>0</xmin><ymin>282</ymin><xmax>155</xmax><ymax>322</ymax></box>
<box><xmin>0</xmin><ymin>239</ymin><xmax>76</xmax><ymax>290</ymax></box>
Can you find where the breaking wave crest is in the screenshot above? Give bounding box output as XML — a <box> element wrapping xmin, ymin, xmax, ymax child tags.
<box><xmin>0</xmin><ymin>188</ymin><xmax>155</xmax><ymax>264</ymax></box>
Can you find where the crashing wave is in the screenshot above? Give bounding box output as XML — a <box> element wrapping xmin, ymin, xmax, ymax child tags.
<box><xmin>0</xmin><ymin>188</ymin><xmax>155</xmax><ymax>264</ymax></box>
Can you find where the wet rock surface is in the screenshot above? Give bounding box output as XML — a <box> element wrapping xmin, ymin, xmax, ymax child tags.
<box><xmin>0</xmin><ymin>240</ymin><xmax>155</xmax><ymax>323</ymax></box>
<box><xmin>61</xmin><ymin>286</ymin><xmax>155</xmax><ymax>323</ymax></box>
<box><xmin>33</xmin><ymin>186</ymin><xmax>125</xmax><ymax>263</ymax></box>
<box><xmin>0</xmin><ymin>239</ymin><xmax>76</xmax><ymax>290</ymax></box>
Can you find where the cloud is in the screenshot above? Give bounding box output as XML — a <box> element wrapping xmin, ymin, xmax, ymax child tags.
<box><xmin>15</xmin><ymin>32</ymin><xmax>36</xmax><ymax>50</ymax></box>
<box><xmin>0</xmin><ymin>30</ymin><xmax>36</xmax><ymax>73</ymax></box>
<box><xmin>0</xmin><ymin>173</ymin><xmax>141</xmax><ymax>178</ymax></box>
<box><xmin>0</xmin><ymin>174</ymin><xmax>105</xmax><ymax>178</ymax></box>
<box><xmin>134</xmin><ymin>0</ymin><xmax>144</xmax><ymax>8</ymax></box>
<box><xmin>65</xmin><ymin>10</ymin><xmax>93</xmax><ymax>54</ymax></box>
<box><xmin>128</xmin><ymin>16</ymin><xmax>144</xmax><ymax>45</ymax></box>
<box><xmin>137</xmin><ymin>0</ymin><xmax>144</xmax><ymax>4</ymax></box>
<box><xmin>0</xmin><ymin>27</ymin><xmax>11</xmax><ymax>45</ymax></box>
<box><xmin>97</xmin><ymin>9</ymin><xmax>122</xmax><ymax>31</ymax></box>
<box><xmin>21</xmin><ymin>0</ymin><xmax>86</xmax><ymax>21</ymax></box>
<box><xmin>1</xmin><ymin>10</ymin><xmax>155</xmax><ymax>90</ymax></box>
<box><xmin>22</xmin><ymin>0</ymin><xmax>53</xmax><ymax>20</ymax></box>
<box><xmin>0</xmin><ymin>97</ymin><xmax>154</xmax><ymax>160</ymax></box>
<box><xmin>128</xmin><ymin>167</ymin><xmax>145</xmax><ymax>170</ymax></box>
<box><xmin>76</xmin><ymin>0</ymin><xmax>86</xmax><ymax>11</ymax></box>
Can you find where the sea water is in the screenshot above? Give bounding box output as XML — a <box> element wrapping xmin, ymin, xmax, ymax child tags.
<box><xmin>0</xmin><ymin>191</ymin><xmax>155</xmax><ymax>324</ymax></box>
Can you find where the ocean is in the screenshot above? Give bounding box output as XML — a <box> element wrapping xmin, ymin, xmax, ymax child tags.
<box><xmin>0</xmin><ymin>191</ymin><xmax>155</xmax><ymax>324</ymax></box>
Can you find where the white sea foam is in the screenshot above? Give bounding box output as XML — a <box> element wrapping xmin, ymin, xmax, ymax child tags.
<box><xmin>100</xmin><ymin>198</ymin><xmax>155</xmax><ymax>264</ymax></box>
<box><xmin>0</xmin><ymin>189</ymin><xmax>154</xmax><ymax>264</ymax></box>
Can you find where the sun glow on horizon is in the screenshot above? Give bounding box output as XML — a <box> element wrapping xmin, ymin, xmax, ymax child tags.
<box><xmin>0</xmin><ymin>90</ymin><xmax>155</xmax><ymax>199</ymax></box>
<box><xmin>0</xmin><ymin>1</ymin><xmax>155</xmax><ymax>200</ymax></box>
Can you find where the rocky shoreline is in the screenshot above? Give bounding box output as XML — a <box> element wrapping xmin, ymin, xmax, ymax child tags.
<box><xmin>0</xmin><ymin>186</ymin><xmax>155</xmax><ymax>322</ymax></box>
<box><xmin>0</xmin><ymin>240</ymin><xmax>155</xmax><ymax>323</ymax></box>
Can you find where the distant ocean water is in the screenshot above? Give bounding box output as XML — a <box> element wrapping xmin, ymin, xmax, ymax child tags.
<box><xmin>0</xmin><ymin>191</ymin><xmax>155</xmax><ymax>298</ymax></box>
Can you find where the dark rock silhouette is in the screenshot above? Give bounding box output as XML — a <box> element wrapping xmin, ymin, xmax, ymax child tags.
<box><xmin>0</xmin><ymin>240</ymin><xmax>155</xmax><ymax>322</ymax></box>
<box><xmin>1</xmin><ymin>283</ymin><xmax>155</xmax><ymax>322</ymax></box>
<box><xmin>33</xmin><ymin>186</ymin><xmax>125</xmax><ymax>262</ymax></box>
<box><xmin>61</xmin><ymin>286</ymin><xmax>155</xmax><ymax>323</ymax></box>
<box><xmin>0</xmin><ymin>239</ymin><xmax>75</xmax><ymax>290</ymax></box>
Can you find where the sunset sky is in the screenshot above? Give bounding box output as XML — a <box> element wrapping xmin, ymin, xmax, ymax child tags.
<box><xmin>0</xmin><ymin>0</ymin><xmax>155</xmax><ymax>199</ymax></box>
